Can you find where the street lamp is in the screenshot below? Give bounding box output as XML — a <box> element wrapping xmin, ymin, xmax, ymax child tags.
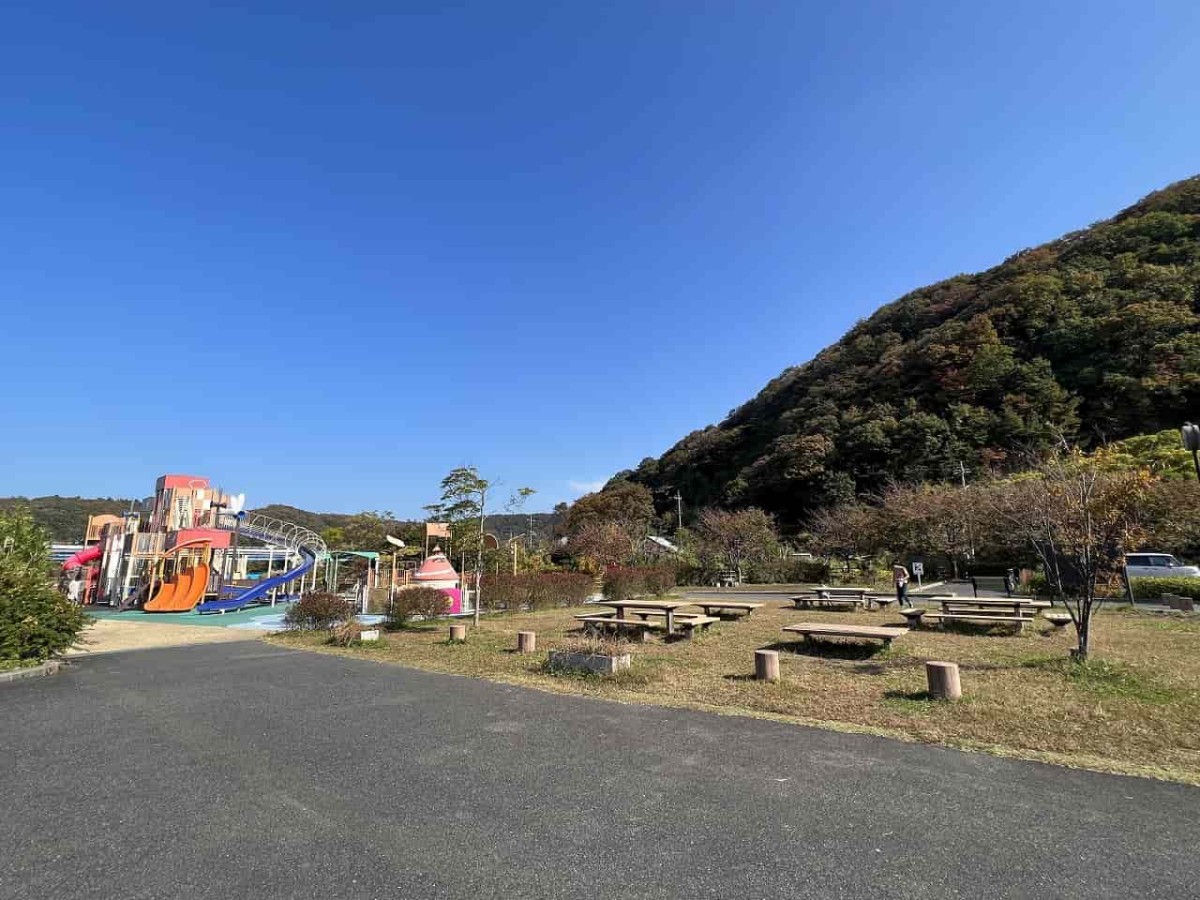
<box><xmin>386</xmin><ymin>535</ymin><xmax>405</xmax><ymax>608</ymax></box>
<box><xmin>1182</xmin><ymin>423</ymin><xmax>1200</xmax><ymax>483</ymax></box>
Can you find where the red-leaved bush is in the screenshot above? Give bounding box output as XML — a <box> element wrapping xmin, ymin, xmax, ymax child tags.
<box><xmin>480</xmin><ymin>572</ymin><xmax>594</xmax><ymax>612</ymax></box>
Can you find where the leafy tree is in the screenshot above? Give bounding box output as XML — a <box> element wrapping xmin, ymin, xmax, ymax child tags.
<box><xmin>567</xmin><ymin>522</ymin><xmax>633</xmax><ymax>573</ymax></box>
<box><xmin>438</xmin><ymin>467</ymin><xmax>491</xmax><ymax>625</ymax></box>
<box><xmin>565</xmin><ymin>481</ymin><xmax>655</xmax><ymax>553</ymax></box>
<box><xmin>0</xmin><ymin>508</ymin><xmax>88</xmax><ymax>662</ymax></box>
<box><xmin>695</xmin><ymin>507</ymin><xmax>779</xmax><ymax>584</ymax></box>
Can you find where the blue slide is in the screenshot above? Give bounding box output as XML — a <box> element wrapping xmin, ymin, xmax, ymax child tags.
<box><xmin>195</xmin><ymin>537</ymin><xmax>317</xmax><ymax>615</ymax></box>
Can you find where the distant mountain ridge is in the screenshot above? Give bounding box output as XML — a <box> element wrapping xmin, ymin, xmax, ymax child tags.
<box><xmin>622</xmin><ymin>175</ymin><xmax>1200</xmax><ymax>528</ymax></box>
<box><xmin>1</xmin><ymin>496</ymin><xmax>558</xmax><ymax>543</ymax></box>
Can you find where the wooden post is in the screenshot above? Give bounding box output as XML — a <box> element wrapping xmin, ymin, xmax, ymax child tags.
<box><xmin>449</xmin><ymin>623</ymin><xmax>467</xmax><ymax>643</ymax></box>
<box><xmin>926</xmin><ymin>661</ymin><xmax>961</xmax><ymax>700</ymax></box>
<box><xmin>754</xmin><ymin>649</ymin><xmax>780</xmax><ymax>682</ymax></box>
<box><xmin>517</xmin><ymin>631</ymin><xmax>536</xmax><ymax>653</ymax></box>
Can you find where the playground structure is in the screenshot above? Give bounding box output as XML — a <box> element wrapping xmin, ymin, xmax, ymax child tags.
<box><xmin>62</xmin><ymin>474</ymin><xmax>329</xmax><ymax>614</ymax></box>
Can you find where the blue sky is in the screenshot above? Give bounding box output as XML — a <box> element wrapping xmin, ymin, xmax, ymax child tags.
<box><xmin>3</xmin><ymin>1</ymin><xmax>1199</xmax><ymax>515</ymax></box>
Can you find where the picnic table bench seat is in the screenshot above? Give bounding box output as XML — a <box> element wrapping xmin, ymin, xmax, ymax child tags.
<box><xmin>940</xmin><ymin>605</ymin><xmax>1041</xmax><ymax>621</ymax></box>
<box><xmin>618</xmin><ymin>610</ymin><xmax>720</xmax><ymax>632</ymax></box>
<box><xmin>574</xmin><ymin>612</ymin><xmax>720</xmax><ymax>639</ymax></box>
<box><xmin>790</xmin><ymin>595</ymin><xmax>867</xmax><ymax>610</ymax></box>
<box><xmin>574</xmin><ymin>614</ymin><xmax>663</xmax><ymax>641</ymax></box>
<box><xmin>688</xmin><ymin>600</ymin><xmax>763</xmax><ymax>618</ymax></box>
<box><xmin>782</xmin><ymin>623</ymin><xmax>908</xmax><ymax>647</ymax></box>
<box><xmin>924</xmin><ymin>611</ymin><xmax>1033</xmax><ymax>630</ymax></box>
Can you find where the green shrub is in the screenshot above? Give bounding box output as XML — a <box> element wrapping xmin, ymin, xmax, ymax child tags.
<box><xmin>283</xmin><ymin>592</ymin><xmax>354</xmax><ymax>631</ymax></box>
<box><xmin>387</xmin><ymin>586</ymin><xmax>450</xmax><ymax>628</ymax></box>
<box><xmin>1129</xmin><ymin>577</ymin><xmax>1200</xmax><ymax>602</ymax></box>
<box><xmin>0</xmin><ymin>509</ymin><xmax>88</xmax><ymax>662</ymax></box>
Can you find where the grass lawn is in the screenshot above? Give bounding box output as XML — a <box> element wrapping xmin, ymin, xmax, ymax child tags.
<box><xmin>269</xmin><ymin>598</ymin><xmax>1200</xmax><ymax>784</ymax></box>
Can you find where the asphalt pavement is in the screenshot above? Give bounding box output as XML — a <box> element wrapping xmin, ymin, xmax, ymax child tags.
<box><xmin>2</xmin><ymin>641</ymin><xmax>1196</xmax><ymax>899</ymax></box>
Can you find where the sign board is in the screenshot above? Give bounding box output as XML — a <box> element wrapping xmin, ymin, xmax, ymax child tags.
<box><xmin>911</xmin><ymin>562</ymin><xmax>924</xmax><ymax>576</ymax></box>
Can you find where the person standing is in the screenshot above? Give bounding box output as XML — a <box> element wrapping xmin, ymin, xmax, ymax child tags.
<box><xmin>892</xmin><ymin>561</ymin><xmax>910</xmax><ymax>608</ymax></box>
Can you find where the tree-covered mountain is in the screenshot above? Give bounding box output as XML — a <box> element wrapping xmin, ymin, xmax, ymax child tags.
<box><xmin>621</xmin><ymin>176</ymin><xmax>1200</xmax><ymax>529</ymax></box>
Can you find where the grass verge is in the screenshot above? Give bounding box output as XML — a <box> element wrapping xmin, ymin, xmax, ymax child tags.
<box><xmin>267</xmin><ymin>598</ymin><xmax>1200</xmax><ymax>784</ymax></box>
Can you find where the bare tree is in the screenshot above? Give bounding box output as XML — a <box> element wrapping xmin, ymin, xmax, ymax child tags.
<box><xmin>808</xmin><ymin>502</ymin><xmax>877</xmax><ymax>578</ymax></box>
<box><xmin>980</xmin><ymin>453</ymin><xmax>1151</xmax><ymax>660</ymax></box>
<box><xmin>875</xmin><ymin>482</ymin><xmax>983</xmax><ymax>578</ymax></box>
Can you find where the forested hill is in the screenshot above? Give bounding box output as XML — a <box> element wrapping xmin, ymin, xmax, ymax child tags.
<box><xmin>2</xmin><ymin>496</ymin><xmax>559</xmax><ymax>543</ymax></box>
<box><xmin>623</xmin><ymin>175</ymin><xmax>1200</xmax><ymax>529</ymax></box>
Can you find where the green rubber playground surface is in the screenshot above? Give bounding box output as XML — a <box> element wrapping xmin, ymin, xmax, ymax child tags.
<box><xmin>85</xmin><ymin>605</ymin><xmax>287</xmax><ymax>628</ymax></box>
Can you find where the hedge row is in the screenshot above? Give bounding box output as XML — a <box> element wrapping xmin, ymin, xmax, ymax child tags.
<box><xmin>601</xmin><ymin>566</ymin><xmax>676</xmax><ymax>603</ymax></box>
<box><xmin>479</xmin><ymin>572</ymin><xmax>595</xmax><ymax>613</ymax></box>
<box><xmin>1129</xmin><ymin>577</ymin><xmax>1200</xmax><ymax>601</ymax></box>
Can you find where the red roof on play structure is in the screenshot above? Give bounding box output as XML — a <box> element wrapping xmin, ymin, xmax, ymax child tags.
<box><xmin>413</xmin><ymin>548</ymin><xmax>458</xmax><ymax>582</ymax></box>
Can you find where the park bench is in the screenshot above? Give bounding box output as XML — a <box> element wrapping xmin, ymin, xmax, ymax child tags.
<box><xmin>687</xmin><ymin>600</ymin><xmax>764</xmax><ymax>618</ymax></box>
<box><xmin>781</xmin><ymin>623</ymin><xmax>908</xmax><ymax>647</ymax></box>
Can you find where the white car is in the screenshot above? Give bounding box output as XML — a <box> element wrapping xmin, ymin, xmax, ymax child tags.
<box><xmin>1125</xmin><ymin>552</ymin><xmax>1200</xmax><ymax>579</ymax></box>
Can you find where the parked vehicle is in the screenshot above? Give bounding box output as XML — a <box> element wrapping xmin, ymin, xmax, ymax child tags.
<box><xmin>1125</xmin><ymin>553</ymin><xmax>1200</xmax><ymax>579</ymax></box>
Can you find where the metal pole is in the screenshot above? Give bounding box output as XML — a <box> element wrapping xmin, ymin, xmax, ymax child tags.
<box><xmin>389</xmin><ymin>550</ymin><xmax>397</xmax><ymax>607</ymax></box>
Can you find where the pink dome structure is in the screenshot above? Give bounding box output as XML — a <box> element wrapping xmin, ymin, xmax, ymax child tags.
<box><xmin>412</xmin><ymin>548</ymin><xmax>459</xmax><ymax>589</ymax></box>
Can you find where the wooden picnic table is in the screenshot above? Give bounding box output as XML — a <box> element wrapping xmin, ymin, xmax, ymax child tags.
<box><xmin>597</xmin><ymin>599</ymin><xmax>695</xmax><ymax>634</ymax></box>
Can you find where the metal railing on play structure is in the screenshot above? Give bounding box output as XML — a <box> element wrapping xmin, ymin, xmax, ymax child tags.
<box><xmin>210</xmin><ymin>511</ymin><xmax>332</xmax><ymax>596</ymax></box>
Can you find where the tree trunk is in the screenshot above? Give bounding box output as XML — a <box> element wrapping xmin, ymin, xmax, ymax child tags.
<box><xmin>1071</xmin><ymin>602</ymin><xmax>1092</xmax><ymax>661</ymax></box>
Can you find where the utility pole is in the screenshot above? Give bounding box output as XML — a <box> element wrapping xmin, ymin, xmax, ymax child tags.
<box><xmin>674</xmin><ymin>490</ymin><xmax>683</xmax><ymax>532</ymax></box>
<box><xmin>957</xmin><ymin>461</ymin><xmax>975</xmax><ymax>568</ymax></box>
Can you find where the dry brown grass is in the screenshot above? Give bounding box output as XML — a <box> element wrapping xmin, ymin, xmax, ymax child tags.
<box><xmin>269</xmin><ymin>599</ymin><xmax>1200</xmax><ymax>784</ymax></box>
